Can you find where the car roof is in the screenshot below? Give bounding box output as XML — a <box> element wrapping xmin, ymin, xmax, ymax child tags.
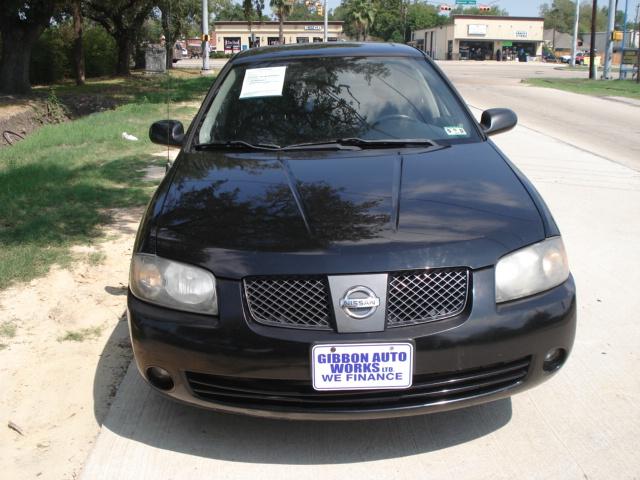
<box><xmin>230</xmin><ymin>42</ymin><xmax>424</xmax><ymax>64</ymax></box>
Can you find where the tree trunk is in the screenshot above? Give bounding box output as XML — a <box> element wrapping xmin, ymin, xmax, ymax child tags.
<box><xmin>73</xmin><ymin>0</ymin><xmax>85</xmax><ymax>86</ymax></box>
<box><xmin>279</xmin><ymin>14</ymin><xmax>284</xmax><ymax>44</ymax></box>
<box><xmin>0</xmin><ymin>26</ymin><xmax>41</xmax><ymax>94</ymax></box>
<box><xmin>161</xmin><ymin>12</ymin><xmax>174</xmax><ymax>70</ymax></box>
<box><xmin>115</xmin><ymin>34</ymin><xmax>131</xmax><ymax>75</ymax></box>
<box><xmin>165</xmin><ymin>43</ymin><xmax>174</xmax><ymax>70</ymax></box>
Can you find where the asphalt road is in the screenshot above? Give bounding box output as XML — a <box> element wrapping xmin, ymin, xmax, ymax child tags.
<box><xmin>81</xmin><ymin>63</ymin><xmax>640</xmax><ymax>479</ymax></box>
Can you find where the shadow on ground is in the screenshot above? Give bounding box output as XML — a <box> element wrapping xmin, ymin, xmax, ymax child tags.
<box><xmin>93</xmin><ymin>312</ymin><xmax>133</xmax><ymax>424</ymax></box>
<box><xmin>92</xmin><ymin>324</ymin><xmax>513</xmax><ymax>464</ymax></box>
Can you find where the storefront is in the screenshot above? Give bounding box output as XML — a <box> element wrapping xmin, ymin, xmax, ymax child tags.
<box><xmin>214</xmin><ymin>21</ymin><xmax>344</xmax><ymax>53</ymax></box>
<box><xmin>412</xmin><ymin>15</ymin><xmax>544</xmax><ymax>61</ymax></box>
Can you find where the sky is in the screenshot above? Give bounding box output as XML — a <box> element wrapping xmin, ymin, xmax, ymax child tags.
<box><xmin>312</xmin><ymin>0</ymin><xmax>547</xmax><ymax>18</ymax></box>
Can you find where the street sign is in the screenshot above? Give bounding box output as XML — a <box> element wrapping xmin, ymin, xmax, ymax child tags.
<box><xmin>622</xmin><ymin>49</ymin><xmax>638</xmax><ymax>64</ymax></box>
<box><xmin>456</xmin><ymin>0</ymin><xmax>477</xmax><ymax>4</ymax></box>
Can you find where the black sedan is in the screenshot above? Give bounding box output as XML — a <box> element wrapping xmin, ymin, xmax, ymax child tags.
<box><xmin>128</xmin><ymin>43</ymin><xmax>576</xmax><ymax>420</ymax></box>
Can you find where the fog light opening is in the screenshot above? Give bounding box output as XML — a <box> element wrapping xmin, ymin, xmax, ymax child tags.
<box><xmin>543</xmin><ymin>348</ymin><xmax>567</xmax><ymax>372</ymax></box>
<box><xmin>146</xmin><ymin>366</ymin><xmax>174</xmax><ymax>391</ymax></box>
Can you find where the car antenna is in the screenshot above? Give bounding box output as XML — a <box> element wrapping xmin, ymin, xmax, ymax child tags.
<box><xmin>165</xmin><ymin>0</ymin><xmax>173</xmax><ymax>170</ymax></box>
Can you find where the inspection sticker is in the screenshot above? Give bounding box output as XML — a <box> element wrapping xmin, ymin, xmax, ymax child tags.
<box><xmin>311</xmin><ymin>342</ymin><xmax>413</xmax><ymax>391</ymax></box>
<box><xmin>444</xmin><ymin>126</ymin><xmax>467</xmax><ymax>136</ymax></box>
<box><xmin>239</xmin><ymin>66</ymin><xmax>287</xmax><ymax>99</ymax></box>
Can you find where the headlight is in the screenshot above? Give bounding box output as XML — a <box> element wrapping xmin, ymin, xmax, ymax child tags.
<box><xmin>130</xmin><ymin>254</ymin><xmax>218</xmax><ymax>315</ymax></box>
<box><xmin>495</xmin><ymin>237</ymin><xmax>569</xmax><ymax>303</ymax></box>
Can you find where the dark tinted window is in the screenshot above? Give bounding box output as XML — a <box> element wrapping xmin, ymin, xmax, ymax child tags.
<box><xmin>198</xmin><ymin>56</ymin><xmax>479</xmax><ymax>147</ymax></box>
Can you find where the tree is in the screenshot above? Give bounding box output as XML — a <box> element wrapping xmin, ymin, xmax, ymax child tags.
<box><xmin>71</xmin><ymin>0</ymin><xmax>85</xmax><ymax>85</ymax></box>
<box><xmin>539</xmin><ymin>0</ymin><xmax>578</xmax><ymax>33</ymax></box>
<box><xmin>343</xmin><ymin>0</ymin><xmax>376</xmax><ymax>41</ymax></box>
<box><xmin>270</xmin><ymin>0</ymin><xmax>293</xmax><ymax>43</ymax></box>
<box><xmin>216</xmin><ymin>3</ymin><xmax>246</xmax><ymax>20</ymax></box>
<box><xmin>406</xmin><ymin>2</ymin><xmax>448</xmax><ymax>33</ymax></box>
<box><xmin>540</xmin><ymin>1</ymin><xmax>624</xmax><ymax>37</ymax></box>
<box><xmin>242</xmin><ymin>0</ymin><xmax>265</xmax><ymax>45</ymax></box>
<box><xmin>369</xmin><ymin>0</ymin><xmax>402</xmax><ymax>42</ymax></box>
<box><xmin>287</xmin><ymin>1</ymin><xmax>320</xmax><ymax>21</ymax></box>
<box><xmin>85</xmin><ymin>0</ymin><xmax>155</xmax><ymax>75</ymax></box>
<box><xmin>0</xmin><ymin>1</ymin><xmax>63</xmax><ymax>93</ymax></box>
<box><xmin>157</xmin><ymin>0</ymin><xmax>199</xmax><ymax>69</ymax></box>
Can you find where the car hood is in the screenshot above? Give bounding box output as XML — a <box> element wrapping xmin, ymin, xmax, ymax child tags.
<box><xmin>155</xmin><ymin>143</ymin><xmax>544</xmax><ymax>278</ymax></box>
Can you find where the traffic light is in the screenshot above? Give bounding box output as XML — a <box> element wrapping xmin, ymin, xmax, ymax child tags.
<box><xmin>479</xmin><ymin>5</ymin><xmax>491</xmax><ymax>12</ymax></box>
<box><xmin>439</xmin><ymin>4</ymin><xmax>451</xmax><ymax>12</ymax></box>
<box><xmin>612</xmin><ymin>31</ymin><xmax>623</xmax><ymax>41</ymax></box>
<box><xmin>317</xmin><ymin>4</ymin><xmax>323</xmax><ymax>16</ymax></box>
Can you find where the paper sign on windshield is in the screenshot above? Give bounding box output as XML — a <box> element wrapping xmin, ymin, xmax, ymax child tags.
<box><xmin>239</xmin><ymin>66</ymin><xmax>287</xmax><ymax>99</ymax></box>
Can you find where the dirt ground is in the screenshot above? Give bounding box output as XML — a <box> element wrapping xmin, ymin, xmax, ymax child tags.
<box><xmin>0</xmin><ymin>93</ymin><xmax>117</xmax><ymax>148</ymax></box>
<box><xmin>0</xmin><ymin>207</ymin><xmax>143</xmax><ymax>480</ymax></box>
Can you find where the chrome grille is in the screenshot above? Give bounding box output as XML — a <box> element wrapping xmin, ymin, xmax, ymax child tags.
<box><xmin>387</xmin><ymin>268</ymin><xmax>469</xmax><ymax>327</ymax></box>
<box><xmin>244</xmin><ymin>276</ymin><xmax>332</xmax><ymax>330</ymax></box>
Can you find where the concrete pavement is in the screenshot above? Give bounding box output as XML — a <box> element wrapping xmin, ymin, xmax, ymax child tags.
<box><xmin>174</xmin><ymin>58</ymin><xmax>228</xmax><ymax>70</ymax></box>
<box><xmin>82</xmin><ymin>114</ymin><xmax>640</xmax><ymax>479</ymax></box>
<box><xmin>440</xmin><ymin>62</ymin><xmax>640</xmax><ymax>172</ymax></box>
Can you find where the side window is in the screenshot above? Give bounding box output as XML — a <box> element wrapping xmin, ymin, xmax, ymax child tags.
<box><xmin>198</xmin><ymin>69</ymin><xmax>239</xmax><ymax>144</ymax></box>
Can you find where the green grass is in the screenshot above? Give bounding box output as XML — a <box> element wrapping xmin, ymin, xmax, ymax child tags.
<box><xmin>0</xmin><ymin>321</ymin><xmax>17</xmax><ymax>350</ymax></box>
<box><xmin>87</xmin><ymin>251</ymin><xmax>107</xmax><ymax>266</ymax></box>
<box><xmin>58</xmin><ymin>326</ymin><xmax>103</xmax><ymax>342</ymax></box>
<box><xmin>524</xmin><ymin>78</ymin><xmax>640</xmax><ymax>100</ymax></box>
<box><xmin>40</xmin><ymin>71</ymin><xmax>215</xmax><ymax>105</ymax></box>
<box><xmin>0</xmin><ymin>321</ymin><xmax>17</xmax><ymax>338</ymax></box>
<box><xmin>0</xmin><ymin>73</ymin><xmax>213</xmax><ymax>290</ymax></box>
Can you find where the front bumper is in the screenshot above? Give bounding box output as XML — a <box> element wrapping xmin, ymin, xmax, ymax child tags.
<box><xmin>128</xmin><ymin>268</ymin><xmax>576</xmax><ymax>420</ymax></box>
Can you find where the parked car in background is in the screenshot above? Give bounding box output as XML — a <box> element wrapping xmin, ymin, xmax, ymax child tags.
<box><xmin>172</xmin><ymin>42</ymin><xmax>186</xmax><ymax>63</ymax></box>
<box><xmin>542</xmin><ymin>51</ymin><xmax>558</xmax><ymax>62</ymax></box>
<box><xmin>560</xmin><ymin>52</ymin><xmax>585</xmax><ymax>65</ymax></box>
<box><xmin>131</xmin><ymin>42</ymin><xmax>576</xmax><ymax>420</ymax></box>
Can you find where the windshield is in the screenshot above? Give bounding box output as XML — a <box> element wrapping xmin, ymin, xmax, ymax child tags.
<box><xmin>197</xmin><ymin>56</ymin><xmax>479</xmax><ymax>148</ymax></box>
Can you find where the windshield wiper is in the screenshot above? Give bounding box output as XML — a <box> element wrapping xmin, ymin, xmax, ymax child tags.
<box><xmin>283</xmin><ymin>138</ymin><xmax>438</xmax><ymax>150</ymax></box>
<box><xmin>194</xmin><ymin>140</ymin><xmax>281</xmax><ymax>151</ymax></box>
<box><xmin>336</xmin><ymin>138</ymin><xmax>438</xmax><ymax>148</ymax></box>
<box><xmin>281</xmin><ymin>141</ymin><xmax>361</xmax><ymax>151</ymax></box>
<box><xmin>194</xmin><ymin>138</ymin><xmax>439</xmax><ymax>152</ymax></box>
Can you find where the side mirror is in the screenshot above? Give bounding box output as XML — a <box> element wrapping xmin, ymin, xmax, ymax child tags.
<box><xmin>480</xmin><ymin>108</ymin><xmax>518</xmax><ymax>136</ymax></box>
<box><xmin>149</xmin><ymin>120</ymin><xmax>185</xmax><ymax>146</ymax></box>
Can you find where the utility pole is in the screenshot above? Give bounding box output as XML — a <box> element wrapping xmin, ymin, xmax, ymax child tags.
<box><xmin>323</xmin><ymin>0</ymin><xmax>328</xmax><ymax>42</ymax></box>
<box><xmin>202</xmin><ymin>0</ymin><xmax>210</xmax><ymax>72</ymax></box>
<box><xmin>619</xmin><ymin>0</ymin><xmax>629</xmax><ymax>78</ymax></box>
<box><xmin>603</xmin><ymin>0</ymin><xmax>616</xmax><ymax>78</ymax></box>
<box><xmin>589</xmin><ymin>0</ymin><xmax>598</xmax><ymax>79</ymax></box>
<box><xmin>570</xmin><ymin>0</ymin><xmax>580</xmax><ymax>67</ymax></box>
<box><xmin>636</xmin><ymin>3</ymin><xmax>640</xmax><ymax>83</ymax></box>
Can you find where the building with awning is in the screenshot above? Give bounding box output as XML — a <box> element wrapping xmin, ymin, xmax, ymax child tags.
<box><xmin>213</xmin><ymin>21</ymin><xmax>344</xmax><ymax>54</ymax></box>
<box><xmin>412</xmin><ymin>15</ymin><xmax>544</xmax><ymax>61</ymax></box>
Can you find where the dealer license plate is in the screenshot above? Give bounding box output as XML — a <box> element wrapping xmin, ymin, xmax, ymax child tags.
<box><xmin>311</xmin><ymin>342</ymin><xmax>414</xmax><ymax>391</ymax></box>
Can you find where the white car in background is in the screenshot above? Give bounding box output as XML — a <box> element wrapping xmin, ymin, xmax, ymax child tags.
<box><xmin>560</xmin><ymin>52</ymin><xmax>584</xmax><ymax>63</ymax></box>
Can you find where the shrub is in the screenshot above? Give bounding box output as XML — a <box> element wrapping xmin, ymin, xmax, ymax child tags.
<box><xmin>30</xmin><ymin>26</ymin><xmax>71</xmax><ymax>84</ymax></box>
<box><xmin>84</xmin><ymin>25</ymin><xmax>117</xmax><ymax>77</ymax></box>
